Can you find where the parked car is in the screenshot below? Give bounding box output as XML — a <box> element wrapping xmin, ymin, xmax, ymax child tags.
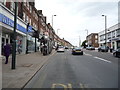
<box><xmin>98</xmin><ymin>46</ymin><xmax>109</xmax><ymax>52</ymax></box>
<box><xmin>113</xmin><ymin>48</ymin><xmax>120</xmax><ymax>58</ymax></box>
<box><xmin>57</xmin><ymin>46</ymin><xmax>65</xmax><ymax>52</ymax></box>
<box><xmin>72</xmin><ymin>47</ymin><xmax>83</xmax><ymax>55</ymax></box>
<box><xmin>86</xmin><ymin>46</ymin><xmax>95</xmax><ymax>50</ymax></box>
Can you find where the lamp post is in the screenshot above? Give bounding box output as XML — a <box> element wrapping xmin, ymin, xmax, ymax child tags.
<box><xmin>85</xmin><ymin>29</ymin><xmax>88</xmax><ymax>47</ymax></box>
<box><xmin>102</xmin><ymin>15</ymin><xmax>107</xmax><ymax>48</ymax></box>
<box><xmin>11</xmin><ymin>2</ymin><xmax>17</xmax><ymax>69</ymax></box>
<box><xmin>52</xmin><ymin>15</ymin><xmax>57</xmax><ymax>28</ymax></box>
<box><xmin>26</xmin><ymin>23</ymin><xmax>29</xmax><ymax>54</ymax></box>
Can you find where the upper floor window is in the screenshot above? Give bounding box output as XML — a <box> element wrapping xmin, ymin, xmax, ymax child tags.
<box><xmin>30</xmin><ymin>6</ymin><xmax>32</xmax><ymax>13</ymax></box>
<box><xmin>10</xmin><ymin>1</ymin><xmax>15</xmax><ymax>12</ymax></box>
<box><xmin>112</xmin><ymin>31</ymin><xmax>115</xmax><ymax>38</ymax></box>
<box><xmin>26</xmin><ymin>2</ymin><xmax>29</xmax><ymax>10</ymax></box>
<box><xmin>1</xmin><ymin>0</ymin><xmax>6</xmax><ymax>5</ymax></box>
<box><xmin>24</xmin><ymin>2</ymin><xmax>26</xmax><ymax>6</ymax></box>
<box><xmin>95</xmin><ymin>40</ymin><xmax>98</xmax><ymax>43</ymax></box>
<box><xmin>116</xmin><ymin>29</ymin><xmax>120</xmax><ymax>37</ymax></box>
<box><xmin>95</xmin><ymin>35</ymin><xmax>98</xmax><ymax>39</ymax></box>
<box><xmin>23</xmin><ymin>12</ymin><xmax>26</xmax><ymax>21</ymax></box>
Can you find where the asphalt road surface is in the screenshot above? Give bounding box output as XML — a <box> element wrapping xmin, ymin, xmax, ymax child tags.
<box><xmin>25</xmin><ymin>49</ymin><xmax>118</xmax><ymax>88</ymax></box>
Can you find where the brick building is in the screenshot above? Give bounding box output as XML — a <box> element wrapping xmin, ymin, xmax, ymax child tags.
<box><xmin>0</xmin><ymin>1</ymin><xmax>72</xmax><ymax>56</ymax></box>
<box><xmin>86</xmin><ymin>33</ymin><xmax>99</xmax><ymax>48</ymax></box>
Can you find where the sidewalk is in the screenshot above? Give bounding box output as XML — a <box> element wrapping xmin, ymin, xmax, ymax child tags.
<box><xmin>2</xmin><ymin>50</ymin><xmax>56</xmax><ymax>88</ymax></box>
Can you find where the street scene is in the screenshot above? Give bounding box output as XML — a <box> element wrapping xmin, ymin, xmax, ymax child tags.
<box><xmin>0</xmin><ymin>0</ymin><xmax>120</xmax><ymax>89</ymax></box>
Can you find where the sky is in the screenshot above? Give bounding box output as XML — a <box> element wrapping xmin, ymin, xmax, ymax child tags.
<box><xmin>35</xmin><ymin>0</ymin><xmax>119</xmax><ymax>46</ymax></box>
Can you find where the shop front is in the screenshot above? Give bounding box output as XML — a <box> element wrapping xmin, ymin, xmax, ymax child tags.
<box><xmin>0</xmin><ymin>4</ymin><xmax>33</xmax><ymax>56</ymax></box>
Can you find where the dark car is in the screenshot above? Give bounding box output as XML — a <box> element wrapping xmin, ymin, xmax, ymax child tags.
<box><xmin>72</xmin><ymin>47</ymin><xmax>83</xmax><ymax>55</ymax></box>
<box><xmin>98</xmin><ymin>46</ymin><xmax>109</xmax><ymax>52</ymax></box>
<box><xmin>113</xmin><ymin>48</ymin><xmax>120</xmax><ymax>58</ymax></box>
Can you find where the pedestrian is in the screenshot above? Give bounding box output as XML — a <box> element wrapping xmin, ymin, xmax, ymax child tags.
<box><xmin>3</xmin><ymin>43</ymin><xmax>11</xmax><ymax>64</ymax></box>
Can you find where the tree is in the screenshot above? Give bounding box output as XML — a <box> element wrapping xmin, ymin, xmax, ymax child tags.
<box><xmin>81</xmin><ymin>40</ymin><xmax>87</xmax><ymax>48</ymax></box>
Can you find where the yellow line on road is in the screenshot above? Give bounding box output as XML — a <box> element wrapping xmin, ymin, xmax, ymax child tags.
<box><xmin>51</xmin><ymin>83</ymin><xmax>67</xmax><ymax>90</ymax></box>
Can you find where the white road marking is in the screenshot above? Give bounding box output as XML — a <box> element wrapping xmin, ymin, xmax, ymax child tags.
<box><xmin>94</xmin><ymin>57</ymin><xmax>111</xmax><ymax>63</ymax></box>
<box><xmin>84</xmin><ymin>53</ymin><xmax>92</xmax><ymax>56</ymax></box>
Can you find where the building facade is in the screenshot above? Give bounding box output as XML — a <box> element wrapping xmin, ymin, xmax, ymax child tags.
<box><xmin>0</xmin><ymin>1</ymin><xmax>73</xmax><ymax>57</ymax></box>
<box><xmin>98</xmin><ymin>23</ymin><xmax>120</xmax><ymax>50</ymax></box>
<box><xmin>0</xmin><ymin>1</ymin><xmax>49</xmax><ymax>56</ymax></box>
<box><xmin>86</xmin><ymin>33</ymin><xmax>99</xmax><ymax>48</ymax></box>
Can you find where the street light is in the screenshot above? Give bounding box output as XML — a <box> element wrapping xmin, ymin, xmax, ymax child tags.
<box><xmin>52</xmin><ymin>15</ymin><xmax>57</xmax><ymax>28</ymax></box>
<box><xmin>102</xmin><ymin>15</ymin><xmax>107</xmax><ymax>48</ymax></box>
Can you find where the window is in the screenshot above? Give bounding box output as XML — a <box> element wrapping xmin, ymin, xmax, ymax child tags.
<box><xmin>26</xmin><ymin>2</ymin><xmax>29</xmax><ymax>10</ymax></box>
<box><xmin>116</xmin><ymin>29</ymin><xmax>120</xmax><ymax>37</ymax></box>
<box><xmin>95</xmin><ymin>35</ymin><xmax>98</xmax><ymax>39</ymax></box>
<box><xmin>23</xmin><ymin>12</ymin><xmax>26</xmax><ymax>21</ymax></box>
<box><xmin>1</xmin><ymin>0</ymin><xmax>6</xmax><ymax>5</ymax></box>
<box><xmin>10</xmin><ymin>1</ymin><xmax>15</xmax><ymax>12</ymax></box>
<box><xmin>25</xmin><ymin>15</ymin><xmax>29</xmax><ymax>23</ymax></box>
<box><xmin>95</xmin><ymin>40</ymin><xmax>98</xmax><ymax>43</ymax></box>
<box><xmin>24</xmin><ymin>2</ymin><xmax>26</xmax><ymax>6</ymax></box>
<box><xmin>112</xmin><ymin>31</ymin><xmax>115</xmax><ymax>38</ymax></box>
<box><xmin>30</xmin><ymin>6</ymin><xmax>32</xmax><ymax>13</ymax></box>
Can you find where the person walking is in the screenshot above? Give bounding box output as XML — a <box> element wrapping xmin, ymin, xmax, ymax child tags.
<box><xmin>4</xmin><ymin>43</ymin><xmax>11</xmax><ymax>64</ymax></box>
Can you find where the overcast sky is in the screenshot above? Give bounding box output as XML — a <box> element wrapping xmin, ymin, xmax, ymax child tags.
<box><xmin>35</xmin><ymin>0</ymin><xmax>119</xmax><ymax>46</ymax></box>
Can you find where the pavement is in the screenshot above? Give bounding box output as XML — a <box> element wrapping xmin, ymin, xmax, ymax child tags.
<box><xmin>1</xmin><ymin>49</ymin><xmax>56</xmax><ymax>89</ymax></box>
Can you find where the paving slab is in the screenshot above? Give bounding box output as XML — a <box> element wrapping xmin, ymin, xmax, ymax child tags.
<box><xmin>2</xmin><ymin>50</ymin><xmax>56</xmax><ymax>88</ymax></box>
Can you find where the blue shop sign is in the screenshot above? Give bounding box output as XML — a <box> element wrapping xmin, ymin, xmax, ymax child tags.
<box><xmin>0</xmin><ymin>13</ymin><xmax>33</xmax><ymax>33</ymax></box>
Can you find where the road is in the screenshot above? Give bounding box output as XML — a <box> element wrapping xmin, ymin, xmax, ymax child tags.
<box><xmin>25</xmin><ymin>49</ymin><xmax>118</xmax><ymax>88</ymax></box>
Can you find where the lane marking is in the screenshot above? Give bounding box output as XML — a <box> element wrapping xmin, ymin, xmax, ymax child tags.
<box><xmin>84</xmin><ymin>53</ymin><xmax>92</xmax><ymax>56</ymax></box>
<box><xmin>94</xmin><ymin>57</ymin><xmax>111</xmax><ymax>63</ymax></box>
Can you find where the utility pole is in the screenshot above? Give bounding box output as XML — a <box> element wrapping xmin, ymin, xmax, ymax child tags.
<box><xmin>11</xmin><ymin>2</ymin><xmax>17</xmax><ymax>69</ymax></box>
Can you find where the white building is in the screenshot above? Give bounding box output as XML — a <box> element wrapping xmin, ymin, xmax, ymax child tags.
<box><xmin>98</xmin><ymin>23</ymin><xmax>120</xmax><ymax>50</ymax></box>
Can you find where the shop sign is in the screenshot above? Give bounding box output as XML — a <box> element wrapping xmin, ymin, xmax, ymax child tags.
<box><xmin>0</xmin><ymin>13</ymin><xmax>33</xmax><ymax>33</ymax></box>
